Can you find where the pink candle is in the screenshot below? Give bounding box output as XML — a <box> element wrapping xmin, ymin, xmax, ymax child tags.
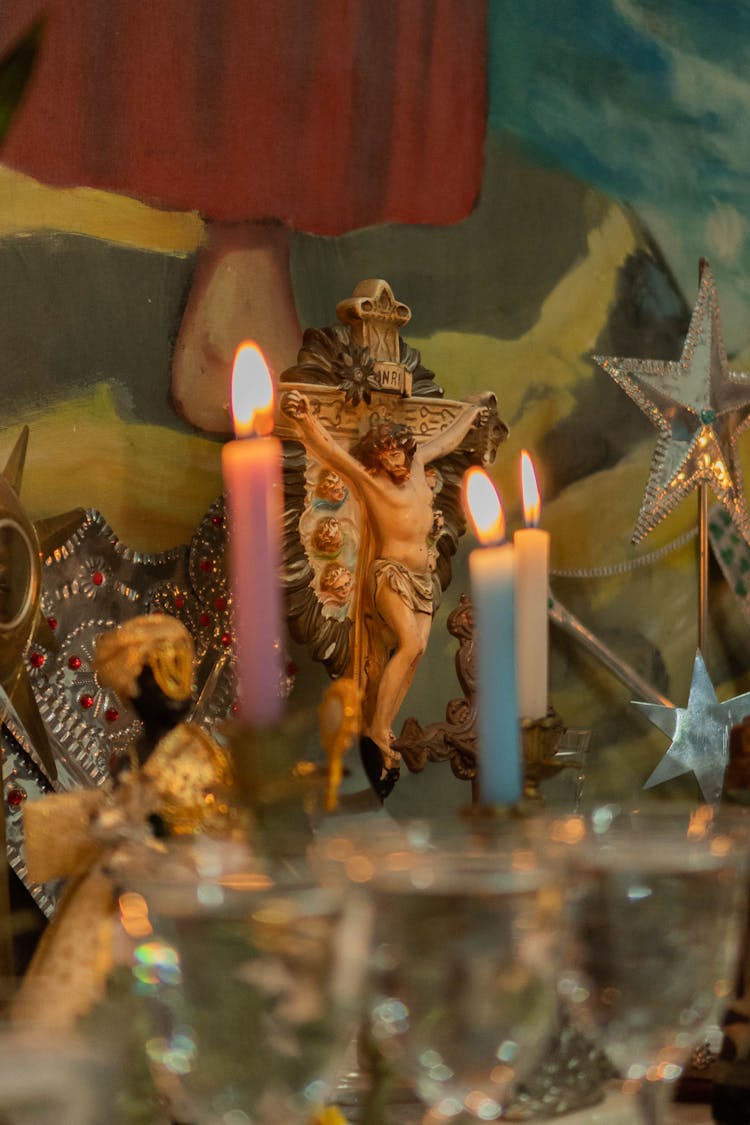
<box><xmin>222</xmin><ymin>342</ymin><xmax>284</xmax><ymax>726</ymax></box>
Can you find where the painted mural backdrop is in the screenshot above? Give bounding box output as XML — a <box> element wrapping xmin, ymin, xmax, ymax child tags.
<box><xmin>1</xmin><ymin>0</ymin><xmax>748</xmax><ymax>811</ymax></box>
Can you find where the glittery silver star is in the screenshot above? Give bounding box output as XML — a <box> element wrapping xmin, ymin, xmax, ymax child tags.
<box><xmin>595</xmin><ymin>262</ymin><xmax>750</xmax><ymax>544</ymax></box>
<box><xmin>638</xmin><ymin>650</ymin><xmax>750</xmax><ymax>802</ymax></box>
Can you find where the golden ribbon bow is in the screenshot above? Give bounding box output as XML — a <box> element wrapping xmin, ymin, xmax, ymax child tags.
<box><xmin>13</xmin><ymin>723</ymin><xmax>233</xmax><ymax>1031</ymax></box>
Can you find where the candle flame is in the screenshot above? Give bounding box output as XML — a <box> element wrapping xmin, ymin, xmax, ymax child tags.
<box><xmin>231</xmin><ymin>342</ymin><xmax>275</xmax><ymax>437</ymax></box>
<box><xmin>462</xmin><ymin>467</ymin><xmax>506</xmax><ymax>545</ymax></box>
<box><xmin>521</xmin><ymin>450</ymin><xmax>542</xmax><ymax>527</ymax></box>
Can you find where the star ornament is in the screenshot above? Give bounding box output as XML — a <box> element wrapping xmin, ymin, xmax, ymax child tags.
<box><xmin>638</xmin><ymin>650</ymin><xmax>750</xmax><ymax>803</ymax></box>
<box><xmin>595</xmin><ymin>262</ymin><xmax>750</xmax><ymax>544</ymax></box>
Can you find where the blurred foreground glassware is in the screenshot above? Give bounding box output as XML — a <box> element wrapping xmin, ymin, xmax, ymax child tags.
<box><xmin>540</xmin><ymin>729</ymin><xmax>591</xmax><ymax>811</ymax></box>
<box><xmin>0</xmin><ymin>1028</ymin><xmax>114</xmax><ymax>1124</ymax></box>
<box><xmin>560</xmin><ymin>804</ymin><xmax>750</xmax><ymax>1125</ymax></box>
<box><xmin>518</xmin><ymin>720</ymin><xmax>591</xmax><ymax>811</ymax></box>
<box><xmin>322</xmin><ymin>817</ymin><xmax>568</xmax><ymax>1122</ymax></box>
<box><xmin>119</xmin><ymin>837</ymin><xmax>372</xmax><ymax>1125</ymax></box>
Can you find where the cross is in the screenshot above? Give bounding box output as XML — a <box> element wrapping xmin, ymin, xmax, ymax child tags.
<box><xmin>274</xmin><ymin>279</ymin><xmax>506</xmax><ymax>791</ymax></box>
<box><xmin>336</xmin><ymin>278</ymin><xmax>413</xmax><ymax>393</ymax></box>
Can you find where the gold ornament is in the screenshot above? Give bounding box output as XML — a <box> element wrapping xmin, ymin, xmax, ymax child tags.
<box><xmin>310</xmin><ymin>1109</ymin><xmax>348</xmax><ymax>1125</ymax></box>
<box><xmin>94</xmin><ymin>612</ymin><xmax>195</xmax><ymax>702</ymax></box>
<box><xmin>142</xmin><ymin>722</ymin><xmax>233</xmax><ymax>834</ymax></box>
<box><xmin>318</xmin><ymin>677</ymin><xmax>361</xmax><ymax>811</ymax></box>
<box><xmin>14</xmin><ymin>717</ymin><xmax>235</xmax><ymax>1030</ymax></box>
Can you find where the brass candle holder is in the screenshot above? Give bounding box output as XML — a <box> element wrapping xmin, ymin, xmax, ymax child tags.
<box><xmin>395</xmin><ymin>596</ymin><xmax>582</xmax><ymax>808</ymax></box>
<box><xmin>223</xmin><ymin>678</ymin><xmax>361</xmax><ymax>859</ymax></box>
<box><xmin>222</xmin><ymin>711</ymin><xmax>324</xmax><ymax>860</ymax></box>
<box><xmin>520</xmin><ymin>708</ymin><xmax>567</xmax><ymax>801</ymax></box>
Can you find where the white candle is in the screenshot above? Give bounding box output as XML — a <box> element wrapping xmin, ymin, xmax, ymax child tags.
<box><xmin>514</xmin><ymin>451</ymin><xmax>550</xmax><ymax>720</ymax></box>
<box><xmin>463</xmin><ymin>468</ymin><xmax>522</xmax><ymax>805</ymax></box>
<box><xmin>221</xmin><ymin>342</ymin><xmax>284</xmax><ymax>726</ymax></box>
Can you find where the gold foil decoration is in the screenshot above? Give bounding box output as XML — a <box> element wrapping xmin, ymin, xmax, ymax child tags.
<box><xmin>11</xmin><ymin>867</ymin><xmax>115</xmax><ymax>1032</ymax></box>
<box><xmin>15</xmin><ymin>705</ymin><xmax>234</xmax><ymax>1031</ymax></box>
<box><xmin>142</xmin><ymin>723</ymin><xmax>233</xmax><ymax>834</ymax></box>
<box><xmin>14</xmin><ymin>788</ymin><xmax>124</xmax><ymax>1030</ymax></box>
<box><xmin>309</xmin><ymin>1108</ymin><xmax>348</xmax><ymax>1125</ymax></box>
<box><xmin>23</xmin><ymin>788</ymin><xmax>106</xmax><ymax>884</ymax></box>
<box><xmin>94</xmin><ymin>612</ymin><xmax>195</xmax><ymax>701</ymax></box>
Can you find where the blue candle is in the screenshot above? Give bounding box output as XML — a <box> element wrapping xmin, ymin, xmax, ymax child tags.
<box><xmin>464</xmin><ymin>469</ymin><xmax>522</xmax><ymax>805</ymax></box>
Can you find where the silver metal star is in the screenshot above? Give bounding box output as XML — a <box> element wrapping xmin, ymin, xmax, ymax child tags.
<box><xmin>638</xmin><ymin>650</ymin><xmax>750</xmax><ymax>802</ymax></box>
<box><xmin>595</xmin><ymin>261</ymin><xmax>750</xmax><ymax>544</ymax></box>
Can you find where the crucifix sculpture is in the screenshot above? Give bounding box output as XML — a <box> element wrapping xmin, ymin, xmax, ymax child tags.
<box><xmin>275</xmin><ymin>279</ymin><xmax>507</xmax><ymax>799</ymax></box>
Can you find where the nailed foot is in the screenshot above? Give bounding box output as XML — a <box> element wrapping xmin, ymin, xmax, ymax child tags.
<box><xmin>359</xmin><ymin>736</ymin><xmax>401</xmax><ymax>803</ymax></box>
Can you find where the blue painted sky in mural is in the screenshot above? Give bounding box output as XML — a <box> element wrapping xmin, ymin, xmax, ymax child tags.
<box><xmin>489</xmin><ymin>0</ymin><xmax>750</xmax><ymax>350</ymax></box>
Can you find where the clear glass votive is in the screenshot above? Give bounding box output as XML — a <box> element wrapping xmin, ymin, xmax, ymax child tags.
<box><xmin>558</xmin><ymin>802</ymin><xmax>750</xmax><ymax>1125</ymax></box>
<box><xmin>316</xmin><ymin>815</ymin><xmax>569</xmax><ymax>1122</ymax></box>
<box><xmin>0</xmin><ymin>1027</ymin><xmax>116</xmax><ymax>1124</ymax></box>
<box><xmin>114</xmin><ymin>836</ymin><xmax>373</xmax><ymax>1125</ymax></box>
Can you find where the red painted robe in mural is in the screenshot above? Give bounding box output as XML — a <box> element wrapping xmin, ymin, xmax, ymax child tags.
<box><xmin>0</xmin><ymin>0</ymin><xmax>486</xmax><ymax>234</ymax></box>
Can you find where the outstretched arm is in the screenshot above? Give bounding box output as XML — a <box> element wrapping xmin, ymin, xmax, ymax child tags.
<box><xmin>420</xmin><ymin>400</ymin><xmax>487</xmax><ymax>465</ymax></box>
<box><xmin>281</xmin><ymin>390</ymin><xmax>368</xmax><ymax>486</ymax></box>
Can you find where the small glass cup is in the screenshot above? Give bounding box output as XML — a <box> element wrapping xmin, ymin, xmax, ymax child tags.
<box><xmin>0</xmin><ymin>1028</ymin><xmax>115</xmax><ymax>1124</ymax></box>
<box><xmin>317</xmin><ymin>815</ymin><xmax>569</xmax><ymax>1121</ymax></box>
<box><xmin>115</xmin><ymin>836</ymin><xmax>372</xmax><ymax>1125</ymax></box>
<box><xmin>559</xmin><ymin>803</ymin><xmax>750</xmax><ymax>1125</ymax></box>
<box><xmin>541</xmin><ymin>728</ymin><xmax>591</xmax><ymax>810</ymax></box>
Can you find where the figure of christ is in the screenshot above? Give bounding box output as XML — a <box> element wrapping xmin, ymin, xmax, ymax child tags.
<box><xmin>282</xmin><ymin>389</ymin><xmax>486</xmax><ymax>797</ymax></box>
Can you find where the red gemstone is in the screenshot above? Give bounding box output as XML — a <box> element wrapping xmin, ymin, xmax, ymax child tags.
<box><xmin>199</xmin><ymin>558</ymin><xmax>212</xmax><ymax>573</ymax></box>
<box><xmin>79</xmin><ymin>693</ymin><xmax>94</xmax><ymax>710</ymax></box>
<box><xmin>68</xmin><ymin>655</ymin><xmax>82</xmax><ymax>670</ymax></box>
<box><xmin>47</xmin><ymin>616</ymin><xmax>58</xmax><ymax>630</ymax></box>
<box><xmin>220</xmin><ymin>631</ymin><xmax>232</xmax><ymax>646</ymax></box>
<box><xmin>199</xmin><ymin>612</ymin><xmax>212</xmax><ymax>627</ymax></box>
<box><xmin>7</xmin><ymin>787</ymin><xmax>27</xmax><ymax>808</ymax></box>
<box><xmin>212</xmin><ymin>514</ymin><xmax>224</xmax><ymax>527</ymax></box>
<box><xmin>104</xmin><ymin>708</ymin><xmax>119</xmax><ymax>723</ymax></box>
<box><xmin>214</xmin><ymin>596</ymin><xmax>227</xmax><ymax>611</ymax></box>
<box><xmin>173</xmin><ymin>595</ymin><xmax>185</xmax><ymax>610</ymax></box>
<box><xmin>231</xmin><ymin>702</ymin><xmax>239</xmax><ymax>714</ymax></box>
<box><xmin>92</xmin><ymin>571</ymin><xmax>104</xmax><ymax>586</ymax></box>
<box><xmin>286</xmin><ymin>661</ymin><xmax>298</xmax><ymax>678</ymax></box>
<box><xmin>29</xmin><ymin>651</ymin><xmax>45</xmax><ymax>668</ymax></box>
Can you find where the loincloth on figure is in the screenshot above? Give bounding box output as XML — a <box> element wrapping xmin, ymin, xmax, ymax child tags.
<box><xmin>372</xmin><ymin>558</ymin><xmax>433</xmax><ymax>616</ymax></box>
